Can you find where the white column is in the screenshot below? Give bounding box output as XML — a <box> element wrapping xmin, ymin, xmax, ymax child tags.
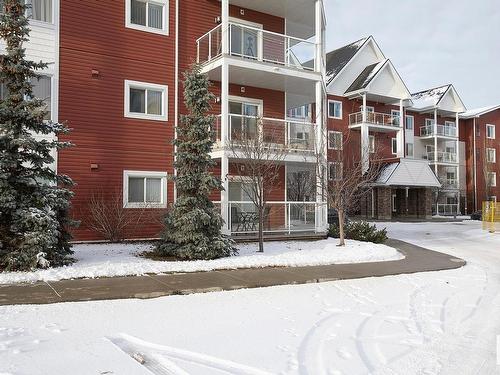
<box><xmin>221</xmin><ymin>0</ymin><xmax>229</xmax><ymax>55</ymax></box>
<box><xmin>397</xmin><ymin>99</ymin><xmax>404</xmax><ymax>158</ymax></box>
<box><xmin>361</xmin><ymin>93</ymin><xmax>369</xmax><ymax>173</ymax></box>
<box><xmin>456</xmin><ymin>111</ymin><xmax>460</xmax><ymax>214</ymax></box>
<box><xmin>315</xmin><ymin>80</ymin><xmax>326</xmax><ymax>232</ymax></box>
<box><xmin>314</xmin><ymin>0</ymin><xmax>324</xmax><ymax>74</ymax></box>
<box><xmin>220</xmin><ymin>62</ymin><xmax>230</xmax><ymax>234</ymax></box>
<box><xmin>433</xmin><ymin>108</ymin><xmax>438</xmax><ymax>174</ymax></box>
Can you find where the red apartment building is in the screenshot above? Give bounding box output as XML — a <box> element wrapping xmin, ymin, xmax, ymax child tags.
<box><xmin>3</xmin><ymin>1</ymin><xmax>498</xmax><ymax>241</ymax></box>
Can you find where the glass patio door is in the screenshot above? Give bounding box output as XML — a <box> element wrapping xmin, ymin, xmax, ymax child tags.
<box><xmin>230</xmin><ymin>20</ymin><xmax>261</xmax><ymax>60</ymax></box>
<box><xmin>229</xmin><ymin>101</ymin><xmax>259</xmax><ymax>140</ymax></box>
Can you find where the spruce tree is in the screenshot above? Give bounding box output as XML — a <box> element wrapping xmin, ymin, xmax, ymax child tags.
<box><xmin>0</xmin><ymin>0</ymin><xmax>74</xmax><ymax>271</ymax></box>
<box><xmin>156</xmin><ymin>65</ymin><xmax>236</xmax><ymax>260</ymax></box>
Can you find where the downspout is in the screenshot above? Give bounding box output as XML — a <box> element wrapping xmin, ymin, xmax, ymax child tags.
<box><xmin>173</xmin><ymin>0</ymin><xmax>179</xmax><ymax>201</ymax></box>
<box><xmin>473</xmin><ymin>117</ymin><xmax>477</xmax><ymax>211</ymax></box>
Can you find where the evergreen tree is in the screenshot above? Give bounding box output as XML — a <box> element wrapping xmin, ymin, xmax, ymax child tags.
<box><xmin>156</xmin><ymin>65</ymin><xmax>236</xmax><ymax>260</ymax></box>
<box><xmin>0</xmin><ymin>0</ymin><xmax>75</xmax><ymax>271</ymax></box>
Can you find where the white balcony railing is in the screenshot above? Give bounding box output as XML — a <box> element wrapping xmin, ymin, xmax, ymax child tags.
<box><xmin>213</xmin><ymin>114</ymin><xmax>315</xmax><ymax>151</ymax></box>
<box><xmin>420</xmin><ymin>124</ymin><xmax>457</xmax><ymax>137</ymax></box>
<box><xmin>440</xmin><ymin>178</ymin><xmax>458</xmax><ymax>189</ymax></box>
<box><xmin>229</xmin><ymin>201</ymin><xmax>323</xmax><ymax>234</ymax></box>
<box><xmin>196</xmin><ymin>23</ymin><xmax>316</xmax><ymax>71</ymax></box>
<box><xmin>349</xmin><ymin>111</ymin><xmax>401</xmax><ymax>128</ymax></box>
<box><xmin>435</xmin><ymin>203</ymin><xmax>459</xmax><ymax>216</ymax></box>
<box><xmin>424</xmin><ymin>151</ymin><xmax>457</xmax><ymax>163</ymax></box>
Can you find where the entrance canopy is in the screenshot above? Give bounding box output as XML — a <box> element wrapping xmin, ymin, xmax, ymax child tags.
<box><xmin>376</xmin><ymin>159</ymin><xmax>441</xmax><ymax>188</ymax></box>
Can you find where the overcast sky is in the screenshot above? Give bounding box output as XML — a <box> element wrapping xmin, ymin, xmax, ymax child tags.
<box><xmin>324</xmin><ymin>0</ymin><xmax>500</xmax><ymax>109</ymax></box>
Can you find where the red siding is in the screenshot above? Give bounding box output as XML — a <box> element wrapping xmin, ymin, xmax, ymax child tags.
<box><xmin>59</xmin><ymin>0</ymin><xmax>176</xmax><ymax>241</ymax></box>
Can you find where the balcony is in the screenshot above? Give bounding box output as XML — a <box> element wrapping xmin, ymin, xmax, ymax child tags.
<box><xmin>197</xmin><ymin>23</ymin><xmax>316</xmax><ymax>72</ymax></box>
<box><xmin>424</xmin><ymin>151</ymin><xmax>457</xmax><ymax>164</ymax></box>
<box><xmin>348</xmin><ymin>111</ymin><xmax>401</xmax><ymax>132</ymax></box>
<box><xmin>213</xmin><ymin>114</ymin><xmax>316</xmax><ymax>152</ymax></box>
<box><xmin>229</xmin><ymin>201</ymin><xmax>321</xmax><ymax>234</ymax></box>
<box><xmin>420</xmin><ymin>124</ymin><xmax>457</xmax><ymax>138</ymax></box>
<box><xmin>434</xmin><ymin>203</ymin><xmax>459</xmax><ymax>216</ymax></box>
<box><xmin>439</xmin><ymin>178</ymin><xmax>458</xmax><ymax>190</ymax></box>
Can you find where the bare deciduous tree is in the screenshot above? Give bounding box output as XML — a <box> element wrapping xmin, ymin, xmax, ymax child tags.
<box><xmin>315</xmin><ymin>131</ymin><xmax>385</xmax><ymax>246</ymax></box>
<box><xmin>228</xmin><ymin>119</ymin><xmax>289</xmax><ymax>252</ymax></box>
<box><xmin>87</xmin><ymin>190</ymin><xmax>162</xmax><ymax>242</ymax></box>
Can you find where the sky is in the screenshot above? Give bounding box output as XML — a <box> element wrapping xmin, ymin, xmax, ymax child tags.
<box><xmin>324</xmin><ymin>0</ymin><xmax>500</xmax><ymax>109</ymax></box>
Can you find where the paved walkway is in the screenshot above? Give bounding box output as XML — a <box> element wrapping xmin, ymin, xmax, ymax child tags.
<box><xmin>0</xmin><ymin>239</ymin><xmax>466</xmax><ymax>306</ymax></box>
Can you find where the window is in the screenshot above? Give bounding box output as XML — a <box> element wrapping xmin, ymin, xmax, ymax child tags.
<box><xmin>126</xmin><ymin>0</ymin><xmax>169</xmax><ymax>35</ymax></box>
<box><xmin>26</xmin><ymin>0</ymin><xmax>52</xmax><ymax>23</ymax></box>
<box><xmin>369</xmin><ymin>135</ymin><xmax>375</xmax><ymax>153</ymax></box>
<box><xmin>123</xmin><ymin>171</ymin><xmax>167</xmax><ymax>207</ymax></box>
<box><xmin>328</xmin><ymin>131</ymin><xmax>342</xmax><ymax>150</ymax></box>
<box><xmin>391</xmin><ymin>138</ymin><xmax>397</xmax><ymax>155</ymax></box>
<box><xmin>288</xmin><ymin>105</ymin><xmax>310</xmax><ymax>120</ymax></box>
<box><xmin>124</xmin><ymin>80</ymin><xmax>168</xmax><ymax>121</ymax></box>
<box><xmin>486</xmin><ymin>124</ymin><xmax>496</xmax><ymax>139</ymax></box>
<box><xmin>425</xmin><ymin>118</ymin><xmax>435</xmax><ymax>127</ymax></box>
<box><xmin>31</xmin><ymin>75</ymin><xmax>51</xmax><ymax>120</ymax></box>
<box><xmin>328</xmin><ymin>100</ymin><xmax>342</xmax><ymax>119</ymax></box>
<box><xmin>405</xmin><ymin>142</ymin><xmax>414</xmax><ymax>158</ymax></box>
<box><xmin>486</xmin><ymin>148</ymin><xmax>496</xmax><ymax>163</ymax></box>
<box><xmin>360</xmin><ymin>105</ymin><xmax>374</xmax><ymax>113</ymax></box>
<box><xmin>391</xmin><ymin>110</ymin><xmax>401</xmax><ymax>126</ymax></box>
<box><xmin>488</xmin><ymin>172</ymin><xmax>497</xmax><ymax>187</ymax></box>
<box><xmin>405</xmin><ymin>115</ymin><xmax>414</xmax><ymax>130</ymax></box>
<box><xmin>392</xmin><ymin>194</ymin><xmax>397</xmax><ymax>212</ymax></box>
<box><xmin>328</xmin><ymin>162</ymin><xmax>343</xmax><ymax>181</ymax></box>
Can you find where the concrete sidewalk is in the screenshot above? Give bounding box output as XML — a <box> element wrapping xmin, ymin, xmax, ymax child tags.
<box><xmin>0</xmin><ymin>239</ymin><xmax>466</xmax><ymax>306</ymax></box>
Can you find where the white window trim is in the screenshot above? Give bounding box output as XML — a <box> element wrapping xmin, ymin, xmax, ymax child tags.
<box><xmin>486</xmin><ymin>147</ymin><xmax>496</xmax><ymax>163</ymax></box>
<box><xmin>328</xmin><ymin>100</ymin><xmax>343</xmax><ymax>119</ymax></box>
<box><xmin>391</xmin><ymin>137</ymin><xmax>397</xmax><ymax>155</ymax></box>
<box><xmin>486</xmin><ymin>124</ymin><xmax>496</xmax><ymax>139</ymax></box>
<box><xmin>328</xmin><ymin>130</ymin><xmax>343</xmax><ymax>150</ymax></box>
<box><xmin>125</xmin><ymin>0</ymin><xmax>169</xmax><ymax>36</ymax></box>
<box><xmin>328</xmin><ymin>162</ymin><xmax>343</xmax><ymax>181</ymax></box>
<box><xmin>405</xmin><ymin>114</ymin><xmax>414</xmax><ymax>130</ymax></box>
<box><xmin>123</xmin><ymin>170</ymin><xmax>168</xmax><ymax>208</ymax></box>
<box><xmin>425</xmin><ymin>118</ymin><xmax>435</xmax><ymax>126</ymax></box>
<box><xmin>489</xmin><ymin>172</ymin><xmax>497</xmax><ymax>187</ymax></box>
<box><xmin>124</xmin><ymin>80</ymin><xmax>168</xmax><ymax>121</ymax></box>
<box><xmin>405</xmin><ymin>142</ymin><xmax>414</xmax><ymax>157</ymax></box>
<box><xmin>369</xmin><ymin>135</ymin><xmax>375</xmax><ymax>153</ymax></box>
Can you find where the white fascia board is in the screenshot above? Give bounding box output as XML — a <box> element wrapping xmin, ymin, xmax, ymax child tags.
<box><xmin>326</xmin><ymin>36</ymin><xmax>385</xmax><ymax>93</ymax></box>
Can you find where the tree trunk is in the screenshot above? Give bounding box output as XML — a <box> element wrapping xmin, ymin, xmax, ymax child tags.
<box><xmin>338</xmin><ymin>209</ymin><xmax>345</xmax><ymax>246</ymax></box>
<box><xmin>258</xmin><ymin>207</ymin><xmax>264</xmax><ymax>252</ymax></box>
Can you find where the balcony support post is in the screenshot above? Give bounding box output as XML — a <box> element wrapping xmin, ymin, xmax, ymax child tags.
<box><xmin>456</xmin><ymin>111</ymin><xmax>461</xmax><ymax>214</ymax></box>
<box><xmin>221</xmin><ymin>0</ymin><xmax>229</xmax><ymax>55</ymax></box>
<box><xmin>220</xmin><ymin>61</ymin><xmax>230</xmax><ymax>234</ymax></box>
<box><xmin>396</xmin><ymin>99</ymin><xmax>404</xmax><ymax>158</ymax></box>
<box><xmin>433</xmin><ymin>108</ymin><xmax>438</xmax><ymax>174</ymax></box>
<box><xmin>315</xmin><ymin>80</ymin><xmax>326</xmax><ymax>232</ymax></box>
<box><xmin>361</xmin><ymin>93</ymin><xmax>369</xmax><ymax>174</ymax></box>
<box><xmin>314</xmin><ymin>0</ymin><xmax>324</xmax><ymax>74</ymax></box>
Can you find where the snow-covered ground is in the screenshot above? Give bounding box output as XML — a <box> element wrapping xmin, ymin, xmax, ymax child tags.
<box><xmin>0</xmin><ymin>238</ymin><xmax>403</xmax><ymax>284</ymax></box>
<box><xmin>1</xmin><ymin>221</ymin><xmax>500</xmax><ymax>374</ymax></box>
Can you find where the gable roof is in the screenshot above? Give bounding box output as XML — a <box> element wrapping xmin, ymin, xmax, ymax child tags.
<box><xmin>410</xmin><ymin>84</ymin><xmax>451</xmax><ymax>110</ymax></box>
<box><xmin>325</xmin><ymin>37</ymin><xmax>370</xmax><ymax>85</ymax></box>
<box><xmin>461</xmin><ymin>104</ymin><xmax>500</xmax><ymax>119</ymax></box>
<box><xmin>376</xmin><ymin>159</ymin><xmax>441</xmax><ymax>188</ymax></box>
<box><xmin>344</xmin><ymin>60</ymin><xmax>387</xmax><ymax>93</ymax></box>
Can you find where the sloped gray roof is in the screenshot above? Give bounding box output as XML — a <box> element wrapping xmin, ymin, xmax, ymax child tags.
<box><xmin>410</xmin><ymin>84</ymin><xmax>451</xmax><ymax>110</ymax></box>
<box><xmin>345</xmin><ymin>60</ymin><xmax>386</xmax><ymax>93</ymax></box>
<box><xmin>461</xmin><ymin>104</ymin><xmax>500</xmax><ymax>119</ymax></box>
<box><xmin>325</xmin><ymin>37</ymin><xmax>369</xmax><ymax>85</ymax></box>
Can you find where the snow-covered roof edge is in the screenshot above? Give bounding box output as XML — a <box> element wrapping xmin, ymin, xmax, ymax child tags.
<box><xmin>460</xmin><ymin>104</ymin><xmax>500</xmax><ymax>119</ymax></box>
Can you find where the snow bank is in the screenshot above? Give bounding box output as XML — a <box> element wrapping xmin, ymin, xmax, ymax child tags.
<box><xmin>0</xmin><ymin>239</ymin><xmax>403</xmax><ymax>285</ymax></box>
